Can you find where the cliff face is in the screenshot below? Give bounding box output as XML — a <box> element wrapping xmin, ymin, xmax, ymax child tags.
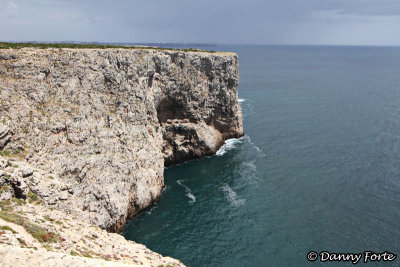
<box><xmin>0</xmin><ymin>48</ymin><xmax>243</xmax><ymax>232</ymax></box>
<box><xmin>155</xmin><ymin>53</ymin><xmax>243</xmax><ymax>165</ymax></box>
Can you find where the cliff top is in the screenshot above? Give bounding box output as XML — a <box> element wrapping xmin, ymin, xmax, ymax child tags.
<box><xmin>0</xmin><ymin>42</ymin><xmax>236</xmax><ymax>56</ymax></box>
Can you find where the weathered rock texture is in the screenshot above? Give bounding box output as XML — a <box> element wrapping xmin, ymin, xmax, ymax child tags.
<box><xmin>0</xmin><ymin>200</ymin><xmax>184</xmax><ymax>266</ymax></box>
<box><xmin>0</xmin><ymin>48</ymin><xmax>243</xmax><ymax>232</ymax></box>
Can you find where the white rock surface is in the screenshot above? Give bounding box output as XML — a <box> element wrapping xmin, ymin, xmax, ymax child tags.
<box><xmin>0</xmin><ymin>47</ymin><xmax>243</xmax><ymax>232</ymax></box>
<box><xmin>0</xmin><ymin>47</ymin><xmax>244</xmax><ymax>266</ymax></box>
<box><xmin>0</xmin><ymin>201</ymin><xmax>184</xmax><ymax>266</ymax></box>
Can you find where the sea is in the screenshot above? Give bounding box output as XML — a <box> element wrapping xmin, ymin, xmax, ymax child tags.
<box><xmin>124</xmin><ymin>45</ymin><xmax>400</xmax><ymax>266</ymax></box>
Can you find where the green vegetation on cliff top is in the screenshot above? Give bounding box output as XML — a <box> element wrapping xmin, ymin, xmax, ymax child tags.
<box><xmin>0</xmin><ymin>42</ymin><xmax>217</xmax><ymax>53</ymax></box>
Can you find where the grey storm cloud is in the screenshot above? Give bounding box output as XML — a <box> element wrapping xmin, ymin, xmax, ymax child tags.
<box><xmin>1</xmin><ymin>0</ymin><xmax>400</xmax><ymax>45</ymax></box>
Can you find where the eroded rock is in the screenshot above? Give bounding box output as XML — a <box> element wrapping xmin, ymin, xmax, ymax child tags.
<box><xmin>0</xmin><ymin>48</ymin><xmax>243</xmax><ymax>232</ymax></box>
<box><xmin>0</xmin><ymin>124</ymin><xmax>12</xmax><ymax>150</ymax></box>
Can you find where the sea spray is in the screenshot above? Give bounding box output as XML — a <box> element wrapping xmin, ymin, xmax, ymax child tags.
<box><xmin>216</xmin><ymin>137</ymin><xmax>244</xmax><ymax>156</ymax></box>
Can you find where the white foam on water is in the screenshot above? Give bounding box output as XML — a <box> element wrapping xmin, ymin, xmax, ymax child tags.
<box><xmin>145</xmin><ymin>205</ymin><xmax>158</xmax><ymax>215</ymax></box>
<box><xmin>221</xmin><ymin>184</ymin><xmax>245</xmax><ymax>207</ymax></box>
<box><xmin>245</xmin><ymin>135</ymin><xmax>266</xmax><ymax>157</ymax></box>
<box><xmin>238</xmin><ymin>98</ymin><xmax>246</xmax><ymax>103</ymax></box>
<box><xmin>241</xmin><ymin>161</ymin><xmax>260</xmax><ymax>185</ymax></box>
<box><xmin>186</xmin><ymin>192</ymin><xmax>196</xmax><ymax>203</ymax></box>
<box><xmin>243</xmin><ymin>161</ymin><xmax>257</xmax><ymax>172</ymax></box>
<box><xmin>177</xmin><ymin>180</ymin><xmax>196</xmax><ymax>203</ymax></box>
<box><xmin>216</xmin><ymin>137</ymin><xmax>244</xmax><ymax>156</ymax></box>
<box><xmin>242</xmin><ymin>100</ymin><xmax>256</xmax><ymax>119</ymax></box>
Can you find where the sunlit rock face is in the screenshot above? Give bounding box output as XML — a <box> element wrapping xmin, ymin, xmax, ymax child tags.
<box><xmin>0</xmin><ymin>48</ymin><xmax>243</xmax><ymax>231</ymax></box>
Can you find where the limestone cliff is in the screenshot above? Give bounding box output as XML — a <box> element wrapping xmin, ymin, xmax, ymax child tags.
<box><xmin>0</xmin><ymin>189</ymin><xmax>184</xmax><ymax>266</ymax></box>
<box><xmin>0</xmin><ymin>47</ymin><xmax>243</xmax><ymax>233</ymax></box>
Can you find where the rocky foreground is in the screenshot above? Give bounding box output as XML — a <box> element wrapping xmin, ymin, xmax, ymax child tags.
<box><xmin>0</xmin><ymin>47</ymin><xmax>243</xmax><ymax>266</ymax></box>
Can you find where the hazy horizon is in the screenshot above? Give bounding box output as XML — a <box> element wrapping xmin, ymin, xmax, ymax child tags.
<box><xmin>2</xmin><ymin>0</ymin><xmax>400</xmax><ymax>46</ymax></box>
<box><xmin>2</xmin><ymin>41</ymin><xmax>400</xmax><ymax>49</ymax></box>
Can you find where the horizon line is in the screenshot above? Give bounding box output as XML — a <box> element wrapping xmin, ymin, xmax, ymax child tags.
<box><xmin>1</xmin><ymin>40</ymin><xmax>400</xmax><ymax>48</ymax></box>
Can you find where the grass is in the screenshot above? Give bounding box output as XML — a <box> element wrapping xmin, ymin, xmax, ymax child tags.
<box><xmin>0</xmin><ymin>200</ymin><xmax>13</xmax><ymax>212</ymax></box>
<box><xmin>80</xmin><ymin>250</ymin><xmax>93</xmax><ymax>258</ymax></box>
<box><xmin>0</xmin><ymin>150</ymin><xmax>11</xmax><ymax>157</ymax></box>
<box><xmin>17</xmin><ymin>237</ymin><xmax>27</xmax><ymax>247</ymax></box>
<box><xmin>0</xmin><ymin>198</ymin><xmax>25</xmax><ymax>208</ymax></box>
<box><xmin>0</xmin><ymin>211</ymin><xmax>24</xmax><ymax>224</ymax></box>
<box><xmin>0</xmin><ymin>225</ymin><xmax>17</xmax><ymax>233</ymax></box>
<box><xmin>43</xmin><ymin>216</ymin><xmax>54</xmax><ymax>222</ymax></box>
<box><xmin>0</xmin><ymin>184</ymin><xmax>11</xmax><ymax>194</ymax></box>
<box><xmin>0</xmin><ymin>42</ymin><xmax>217</xmax><ymax>53</ymax></box>
<box><xmin>0</xmin><ymin>148</ymin><xmax>28</xmax><ymax>160</ymax></box>
<box><xmin>28</xmin><ymin>191</ymin><xmax>41</xmax><ymax>204</ymax></box>
<box><xmin>11</xmin><ymin>198</ymin><xmax>25</xmax><ymax>206</ymax></box>
<box><xmin>0</xmin><ymin>210</ymin><xmax>58</xmax><ymax>243</ymax></box>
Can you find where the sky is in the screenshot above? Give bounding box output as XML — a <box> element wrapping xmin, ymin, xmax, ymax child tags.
<box><xmin>1</xmin><ymin>0</ymin><xmax>400</xmax><ymax>46</ymax></box>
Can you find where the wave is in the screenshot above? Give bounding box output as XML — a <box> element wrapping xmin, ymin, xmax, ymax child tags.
<box><xmin>186</xmin><ymin>192</ymin><xmax>196</xmax><ymax>203</ymax></box>
<box><xmin>177</xmin><ymin>180</ymin><xmax>196</xmax><ymax>203</ymax></box>
<box><xmin>221</xmin><ymin>184</ymin><xmax>245</xmax><ymax>207</ymax></box>
<box><xmin>244</xmin><ymin>135</ymin><xmax>266</xmax><ymax>157</ymax></box>
<box><xmin>216</xmin><ymin>137</ymin><xmax>244</xmax><ymax>156</ymax></box>
<box><xmin>238</xmin><ymin>98</ymin><xmax>246</xmax><ymax>103</ymax></box>
<box><xmin>216</xmin><ymin>135</ymin><xmax>265</xmax><ymax>158</ymax></box>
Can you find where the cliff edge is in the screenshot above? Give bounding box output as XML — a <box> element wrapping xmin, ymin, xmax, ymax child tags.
<box><xmin>0</xmin><ymin>47</ymin><xmax>243</xmax><ymax>234</ymax></box>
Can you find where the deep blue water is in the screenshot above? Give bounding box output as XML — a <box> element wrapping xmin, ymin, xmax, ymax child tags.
<box><xmin>124</xmin><ymin>45</ymin><xmax>400</xmax><ymax>266</ymax></box>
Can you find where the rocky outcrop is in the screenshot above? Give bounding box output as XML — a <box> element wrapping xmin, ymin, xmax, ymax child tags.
<box><xmin>0</xmin><ymin>124</ymin><xmax>12</xmax><ymax>150</ymax></box>
<box><xmin>0</xmin><ymin>47</ymin><xmax>243</xmax><ymax>233</ymax></box>
<box><xmin>0</xmin><ymin>197</ymin><xmax>184</xmax><ymax>266</ymax></box>
<box><xmin>154</xmin><ymin>53</ymin><xmax>243</xmax><ymax>165</ymax></box>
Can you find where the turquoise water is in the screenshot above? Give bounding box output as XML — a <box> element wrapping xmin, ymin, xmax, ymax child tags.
<box><xmin>124</xmin><ymin>45</ymin><xmax>400</xmax><ymax>266</ymax></box>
